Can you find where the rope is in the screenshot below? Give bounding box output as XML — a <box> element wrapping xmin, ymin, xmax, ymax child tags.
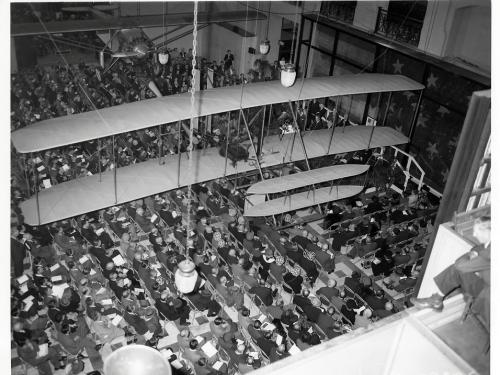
<box><xmin>289</xmin><ymin>0</ymin><xmax>300</xmax><ymax>64</ymax></box>
<box><xmin>185</xmin><ymin>0</ymin><xmax>198</xmax><ymax>253</ymax></box>
<box><xmin>265</xmin><ymin>1</ymin><xmax>271</xmax><ymax>39</ymax></box>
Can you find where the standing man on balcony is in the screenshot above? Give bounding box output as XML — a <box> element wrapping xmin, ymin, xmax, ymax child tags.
<box><xmin>411</xmin><ymin>216</ymin><xmax>490</xmax><ymax>328</ymax></box>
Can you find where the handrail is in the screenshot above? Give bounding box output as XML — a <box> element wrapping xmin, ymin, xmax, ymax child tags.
<box><xmin>390</xmin><ymin>145</ymin><xmax>425</xmax><ymax>191</ymax></box>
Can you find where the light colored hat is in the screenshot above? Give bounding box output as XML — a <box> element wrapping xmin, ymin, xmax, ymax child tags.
<box><xmin>237</xmin><ymin>216</ymin><xmax>245</xmax><ymax>225</ymax></box>
<box><xmin>275</xmin><ymin>256</ymin><xmax>285</xmax><ymax>266</ymax></box>
<box><xmin>218</xmin><ymin>239</ymin><xmax>226</xmax><ymax>248</ymax></box>
<box><xmin>229</xmin><ymin>209</ymin><xmax>237</xmax><ymax>217</ymax></box>
<box><xmin>303</xmin><ymin>251</ymin><xmax>316</xmax><ymax>261</ymax></box>
<box><xmin>213</xmin><ymin>232</ymin><xmax>222</xmax><ymax>241</ymax></box>
<box><xmin>290</xmin><ymin>265</ymin><xmax>301</xmax><ymax>276</ymax></box>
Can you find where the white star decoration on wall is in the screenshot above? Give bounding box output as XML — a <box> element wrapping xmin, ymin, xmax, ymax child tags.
<box><xmin>426</xmin><ymin>73</ymin><xmax>438</xmax><ymax>88</ymax></box>
<box><xmin>437</xmin><ymin>106</ymin><xmax>450</xmax><ymax>117</ymax></box>
<box><xmin>426</xmin><ymin>142</ymin><xmax>438</xmax><ymax>160</ymax></box>
<box><xmin>416</xmin><ymin>115</ymin><xmax>428</xmax><ymax>128</ymax></box>
<box><xmin>392</xmin><ymin>59</ymin><xmax>404</xmax><ymax>74</ymax></box>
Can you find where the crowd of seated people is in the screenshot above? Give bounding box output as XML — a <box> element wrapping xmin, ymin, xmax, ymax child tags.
<box><xmin>11</xmin><ymin>170</ymin><xmax>438</xmax><ymax>374</ymax></box>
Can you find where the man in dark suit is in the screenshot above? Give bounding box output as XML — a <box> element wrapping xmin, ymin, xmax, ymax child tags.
<box><xmin>248</xmin><ymin>282</ymin><xmax>274</xmax><ymax>306</ymax></box>
<box><xmin>344</xmin><ymin>271</ymin><xmax>363</xmax><ymax>295</ymax></box>
<box><xmin>412</xmin><ymin>216</ymin><xmax>491</xmax><ymax>328</ymax></box>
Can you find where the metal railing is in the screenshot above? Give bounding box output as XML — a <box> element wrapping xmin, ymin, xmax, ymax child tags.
<box><xmin>374</xmin><ymin>7</ymin><xmax>423</xmax><ymax>46</ymax></box>
<box><xmin>320</xmin><ymin>1</ymin><xmax>357</xmax><ymax>24</ymax></box>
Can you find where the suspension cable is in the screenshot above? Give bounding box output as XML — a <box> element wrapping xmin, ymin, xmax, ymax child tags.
<box><xmin>185</xmin><ymin>0</ymin><xmax>198</xmax><ymax>253</ymax></box>
<box><xmin>289</xmin><ymin>0</ymin><xmax>300</xmax><ymax>64</ymax></box>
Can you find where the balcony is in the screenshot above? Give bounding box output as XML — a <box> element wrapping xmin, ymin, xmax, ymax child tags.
<box><xmin>375</xmin><ymin>7</ymin><xmax>423</xmax><ymax>46</ymax></box>
<box><xmin>320</xmin><ymin>1</ymin><xmax>356</xmax><ymax>24</ymax></box>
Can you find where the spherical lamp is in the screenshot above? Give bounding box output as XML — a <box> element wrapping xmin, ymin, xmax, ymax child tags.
<box><xmin>281</xmin><ymin>63</ymin><xmax>296</xmax><ymax>88</ymax></box>
<box><xmin>158</xmin><ymin>51</ymin><xmax>170</xmax><ymax>65</ymax></box>
<box><xmin>174</xmin><ymin>259</ymin><xmax>198</xmax><ymax>294</ymax></box>
<box><xmin>103</xmin><ymin>345</ymin><xmax>172</xmax><ymax>375</ymax></box>
<box><xmin>259</xmin><ymin>40</ymin><xmax>270</xmax><ymax>55</ymax></box>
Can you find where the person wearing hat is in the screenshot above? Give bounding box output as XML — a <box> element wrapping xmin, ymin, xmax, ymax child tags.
<box><xmin>295</xmin><ymin>247</ymin><xmax>320</xmax><ymax>285</ymax></box>
<box><xmin>142</xmin><ymin>306</ymin><xmax>163</xmax><ymax>337</ymax></box>
<box><xmin>283</xmin><ymin>265</ymin><xmax>304</xmax><ymax>294</ymax></box>
<box><xmin>269</xmin><ymin>254</ymin><xmax>285</xmax><ymax>284</ymax></box>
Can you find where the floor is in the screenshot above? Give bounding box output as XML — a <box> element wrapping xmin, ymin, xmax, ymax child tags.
<box><xmin>11</xmin><ymin>201</ymin><xmax>410</xmax><ymax>374</ymax></box>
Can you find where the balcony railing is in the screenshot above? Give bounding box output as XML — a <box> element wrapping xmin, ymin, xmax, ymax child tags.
<box><xmin>375</xmin><ymin>7</ymin><xmax>423</xmax><ymax>46</ymax></box>
<box><xmin>320</xmin><ymin>1</ymin><xmax>356</xmax><ymax>24</ymax></box>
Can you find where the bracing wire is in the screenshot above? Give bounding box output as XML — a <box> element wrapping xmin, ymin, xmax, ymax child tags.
<box><xmin>29</xmin><ymin>4</ymin><xmax>116</xmax><ymax>140</ymax></box>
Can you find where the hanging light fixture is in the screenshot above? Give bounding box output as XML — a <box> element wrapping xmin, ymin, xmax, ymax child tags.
<box><xmin>259</xmin><ymin>39</ymin><xmax>270</xmax><ymax>55</ymax></box>
<box><xmin>281</xmin><ymin>63</ymin><xmax>296</xmax><ymax>87</ymax></box>
<box><xmin>158</xmin><ymin>1</ymin><xmax>169</xmax><ymax>65</ymax></box>
<box><xmin>103</xmin><ymin>345</ymin><xmax>172</xmax><ymax>375</ymax></box>
<box><xmin>281</xmin><ymin>0</ymin><xmax>300</xmax><ymax>88</ymax></box>
<box><xmin>158</xmin><ymin>51</ymin><xmax>170</xmax><ymax>65</ymax></box>
<box><xmin>260</xmin><ymin>2</ymin><xmax>271</xmax><ymax>55</ymax></box>
<box><xmin>174</xmin><ymin>259</ymin><xmax>199</xmax><ymax>293</ymax></box>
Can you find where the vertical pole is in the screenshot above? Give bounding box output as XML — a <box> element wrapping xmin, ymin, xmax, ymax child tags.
<box><xmin>342</xmin><ymin>95</ymin><xmax>353</xmax><ymax>133</ymax></box>
<box><xmin>177</xmin><ymin>120</ymin><xmax>182</xmax><ymax>186</ymax></box>
<box><xmin>258</xmin><ymin>105</ymin><xmax>266</xmax><ymax>158</ymax></box>
<box><xmin>303</xmin><ymin>100</ymin><xmax>309</xmax><ymax>131</ymax></box>
<box><xmin>367</xmin><ymin>92</ymin><xmax>383</xmax><ymax>150</ymax></box>
<box><xmin>407</xmin><ymin>90</ymin><xmax>424</xmax><ymax>152</ymax></box>
<box><xmin>98</xmin><ymin>138</ymin><xmax>102</xmax><ymax>182</ymax></box>
<box><xmin>112</xmin><ymin>136</ymin><xmax>117</xmax><ymax>204</ymax></box>
<box><xmin>224</xmin><ymin>111</ymin><xmax>233</xmax><ymax>176</ymax></box>
<box><xmin>382</xmin><ymin>92</ymin><xmax>393</xmax><ymax>127</ymax></box>
<box><xmin>24</xmin><ymin>155</ymin><xmax>30</xmax><ymax>196</ymax></box>
<box><xmin>158</xmin><ymin>125</ymin><xmax>162</xmax><ymax>164</ymax></box>
<box><xmin>32</xmin><ymin>153</ymin><xmax>41</xmax><ymax>225</ymax></box>
<box><xmin>326</xmin><ymin>96</ymin><xmax>340</xmax><ymax>155</ymax></box>
<box><xmin>266</xmin><ymin>104</ymin><xmax>272</xmax><ymax>137</ymax></box>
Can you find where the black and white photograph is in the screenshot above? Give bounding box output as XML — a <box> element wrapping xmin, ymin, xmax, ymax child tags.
<box><xmin>6</xmin><ymin>1</ymin><xmax>494</xmax><ymax>374</ymax></box>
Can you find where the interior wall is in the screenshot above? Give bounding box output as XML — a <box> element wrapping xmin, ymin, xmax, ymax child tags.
<box><xmin>445</xmin><ymin>5</ymin><xmax>491</xmax><ymax>72</ymax></box>
<box><xmin>417</xmin><ymin>223</ymin><xmax>473</xmax><ymax>298</ymax></box>
<box><xmin>418</xmin><ymin>0</ymin><xmax>490</xmax><ymax>73</ymax></box>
